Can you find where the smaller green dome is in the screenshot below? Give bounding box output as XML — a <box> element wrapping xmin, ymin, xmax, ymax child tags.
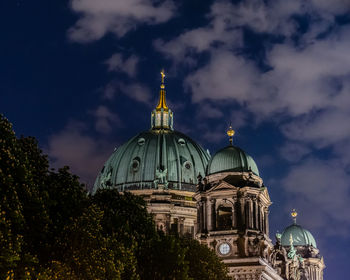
<box><xmin>207</xmin><ymin>145</ymin><xmax>259</xmax><ymax>176</ymax></box>
<box><xmin>281</xmin><ymin>224</ymin><xmax>317</xmax><ymax>248</ymax></box>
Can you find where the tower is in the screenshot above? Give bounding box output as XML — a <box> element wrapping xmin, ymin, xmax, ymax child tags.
<box><xmin>194</xmin><ymin>127</ymin><xmax>282</xmax><ymax>279</ymax></box>
<box><xmin>270</xmin><ymin>211</ymin><xmax>325</xmax><ymax>280</ymax></box>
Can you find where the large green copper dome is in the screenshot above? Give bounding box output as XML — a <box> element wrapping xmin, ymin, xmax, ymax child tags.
<box><xmin>207</xmin><ymin>145</ymin><xmax>259</xmax><ymax>176</ymax></box>
<box><xmin>281</xmin><ymin>224</ymin><xmax>317</xmax><ymax>248</ymax></box>
<box><xmin>93</xmin><ymin>72</ymin><xmax>210</xmax><ymax>194</ymax></box>
<box><xmin>92</xmin><ymin>130</ymin><xmax>210</xmax><ymax>193</ymax></box>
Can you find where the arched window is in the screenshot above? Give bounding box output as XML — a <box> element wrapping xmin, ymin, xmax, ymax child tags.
<box><xmin>217</xmin><ymin>204</ymin><xmax>233</xmax><ymax>230</ymax></box>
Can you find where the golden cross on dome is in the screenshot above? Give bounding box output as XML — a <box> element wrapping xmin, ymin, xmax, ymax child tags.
<box><xmin>160</xmin><ymin>69</ymin><xmax>165</xmax><ymax>87</ymax></box>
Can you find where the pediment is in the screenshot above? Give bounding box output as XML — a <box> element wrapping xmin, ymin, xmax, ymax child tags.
<box><xmin>208</xmin><ymin>181</ymin><xmax>238</xmax><ymax>193</ymax></box>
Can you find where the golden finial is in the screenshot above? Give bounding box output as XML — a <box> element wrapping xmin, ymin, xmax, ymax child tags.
<box><xmin>156</xmin><ymin>69</ymin><xmax>168</xmax><ymax>111</ymax></box>
<box><xmin>160</xmin><ymin>69</ymin><xmax>165</xmax><ymax>89</ymax></box>
<box><xmin>291</xmin><ymin>209</ymin><xmax>298</xmax><ymax>224</ymax></box>
<box><xmin>227</xmin><ymin>125</ymin><xmax>235</xmax><ymax>145</ymax></box>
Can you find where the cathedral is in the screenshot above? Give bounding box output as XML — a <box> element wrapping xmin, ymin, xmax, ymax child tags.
<box><xmin>93</xmin><ymin>71</ymin><xmax>325</xmax><ymax>280</ymax></box>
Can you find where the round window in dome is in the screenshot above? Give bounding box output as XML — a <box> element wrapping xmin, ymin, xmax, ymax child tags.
<box><xmin>138</xmin><ymin>138</ymin><xmax>145</xmax><ymax>146</ymax></box>
<box><xmin>131</xmin><ymin>157</ymin><xmax>140</xmax><ymax>172</ymax></box>
<box><xmin>184</xmin><ymin>161</ymin><xmax>192</xmax><ymax>170</ymax></box>
<box><xmin>178</xmin><ymin>138</ymin><xmax>186</xmax><ymax>146</ymax></box>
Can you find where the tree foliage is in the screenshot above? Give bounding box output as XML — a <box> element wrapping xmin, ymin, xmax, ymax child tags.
<box><xmin>0</xmin><ymin>114</ymin><xmax>228</xmax><ymax>280</ymax></box>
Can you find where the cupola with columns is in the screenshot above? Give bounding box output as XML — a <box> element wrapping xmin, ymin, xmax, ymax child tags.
<box><xmin>151</xmin><ymin>69</ymin><xmax>174</xmax><ymax>130</ymax></box>
<box><xmin>194</xmin><ymin>126</ymin><xmax>280</xmax><ymax>279</ymax></box>
<box><xmin>269</xmin><ymin>210</ymin><xmax>325</xmax><ymax>280</ymax></box>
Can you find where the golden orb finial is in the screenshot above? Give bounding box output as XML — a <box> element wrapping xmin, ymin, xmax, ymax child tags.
<box><xmin>291</xmin><ymin>209</ymin><xmax>298</xmax><ymax>224</ymax></box>
<box><xmin>227</xmin><ymin>125</ymin><xmax>235</xmax><ymax>145</ymax></box>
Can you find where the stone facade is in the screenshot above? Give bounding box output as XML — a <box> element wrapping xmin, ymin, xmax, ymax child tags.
<box><xmin>136</xmin><ymin>169</ymin><xmax>325</xmax><ymax>280</ymax></box>
<box><xmin>131</xmin><ymin>187</ymin><xmax>197</xmax><ymax>237</ymax></box>
<box><xmin>95</xmin><ymin>73</ymin><xmax>325</xmax><ymax>279</ymax></box>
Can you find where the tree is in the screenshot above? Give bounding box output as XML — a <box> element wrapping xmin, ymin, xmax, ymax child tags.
<box><xmin>139</xmin><ymin>232</ymin><xmax>190</xmax><ymax>280</ymax></box>
<box><xmin>92</xmin><ymin>190</ymin><xmax>155</xmax><ymax>249</ymax></box>
<box><xmin>0</xmin><ymin>114</ymin><xmax>230</xmax><ymax>280</ymax></box>
<box><xmin>181</xmin><ymin>238</ymin><xmax>230</xmax><ymax>280</ymax></box>
<box><xmin>0</xmin><ymin>115</ymin><xmax>38</xmax><ymax>278</ymax></box>
<box><xmin>60</xmin><ymin>204</ymin><xmax>138</xmax><ymax>280</ymax></box>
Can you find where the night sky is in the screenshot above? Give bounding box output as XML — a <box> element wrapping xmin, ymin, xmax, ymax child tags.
<box><xmin>1</xmin><ymin>0</ymin><xmax>350</xmax><ymax>278</ymax></box>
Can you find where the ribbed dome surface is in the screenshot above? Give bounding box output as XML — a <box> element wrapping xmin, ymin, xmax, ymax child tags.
<box><xmin>281</xmin><ymin>224</ymin><xmax>317</xmax><ymax>248</ymax></box>
<box><xmin>93</xmin><ymin>130</ymin><xmax>210</xmax><ymax>194</ymax></box>
<box><xmin>207</xmin><ymin>145</ymin><xmax>259</xmax><ymax>176</ymax></box>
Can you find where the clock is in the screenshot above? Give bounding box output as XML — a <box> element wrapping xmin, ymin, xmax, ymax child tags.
<box><xmin>218</xmin><ymin>243</ymin><xmax>230</xmax><ymax>255</ymax></box>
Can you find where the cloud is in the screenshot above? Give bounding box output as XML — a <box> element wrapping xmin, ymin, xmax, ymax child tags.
<box><xmin>154</xmin><ymin>0</ymin><xmax>350</xmax><ymax>63</ymax></box>
<box><xmin>196</xmin><ymin>103</ymin><xmax>223</xmax><ymax>119</ymax></box>
<box><xmin>68</xmin><ymin>0</ymin><xmax>176</xmax><ymax>42</ymax></box>
<box><xmin>282</xmin><ymin>109</ymin><xmax>350</xmax><ymax>149</ymax></box>
<box><xmin>229</xmin><ymin>110</ymin><xmax>249</xmax><ymax>130</ymax></box>
<box><xmin>183</xmin><ymin>27</ymin><xmax>350</xmax><ymax>119</ymax></box>
<box><xmin>120</xmin><ymin>83</ymin><xmax>152</xmax><ymax>104</ymax></box>
<box><xmin>281</xmin><ymin>158</ymin><xmax>350</xmax><ymax>237</ymax></box>
<box><xmin>184</xmin><ymin>50</ymin><xmax>259</xmax><ymax>103</ymax></box>
<box><xmin>92</xmin><ymin>105</ymin><xmax>122</xmax><ymax>134</ymax></box>
<box><xmin>105</xmin><ymin>53</ymin><xmax>139</xmax><ymax>77</ymax></box>
<box><xmin>154</xmin><ymin>0</ymin><xmax>350</xmax><ymax>240</ymax></box>
<box><xmin>46</xmin><ymin>121</ymin><xmax>115</xmax><ymax>187</ymax></box>
<box><xmin>279</xmin><ymin>142</ymin><xmax>311</xmax><ymax>162</ymax></box>
<box><xmin>154</xmin><ymin>1</ymin><xmax>242</xmax><ymax>63</ymax></box>
<box><xmin>262</xmin><ymin>31</ymin><xmax>350</xmax><ymax>115</ymax></box>
<box><xmin>103</xmin><ymin>82</ymin><xmax>152</xmax><ymax>105</ymax></box>
<box><xmin>201</xmin><ymin>127</ymin><xmax>227</xmax><ymax>144</ymax></box>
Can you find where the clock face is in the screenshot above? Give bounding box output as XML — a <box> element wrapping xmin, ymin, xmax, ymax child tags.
<box><xmin>219</xmin><ymin>243</ymin><xmax>230</xmax><ymax>255</ymax></box>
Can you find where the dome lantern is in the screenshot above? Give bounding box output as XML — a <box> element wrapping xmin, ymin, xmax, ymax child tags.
<box><xmin>151</xmin><ymin>69</ymin><xmax>174</xmax><ymax>130</ymax></box>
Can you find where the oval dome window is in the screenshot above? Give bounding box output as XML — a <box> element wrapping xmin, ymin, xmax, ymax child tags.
<box><xmin>178</xmin><ymin>138</ymin><xmax>185</xmax><ymax>146</ymax></box>
<box><xmin>138</xmin><ymin>138</ymin><xmax>145</xmax><ymax>146</ymax></box>
<box><xmin>131</xmin><ymin>157</ymin><xmax>140</xmax><ymax>172</ymax></box>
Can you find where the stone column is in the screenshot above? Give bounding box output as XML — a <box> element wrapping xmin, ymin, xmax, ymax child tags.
<box><xmin>197</xmin><ymin>202</ymin><xmax>203</xmax><ymax>233</ymax></box>
<box><xmin>239</xmin><ymin>197</ymin><xmax>246</xmax><ymax>228</ymax></box>
<box><xmin>232</xmin><ymin>200</ymin><xmax>236</xmax><ymax>228</ymax></box>
<box><xmin>212</xmin><ymin>199</ymin><xmax>216</xmax><ymax>230</ymax></box>
<box><xmin>202</xmin><ymin>199</ymin><xmax>206</xmax><ymax>232</ymax></box>
<box><xmin>257</xmin><ymin>204</ymin><xmax>261</xmax><ymax>231</ymax></box>
<box><xmin>264</xmin><ymin>208</ymin><xmax>269</xmax><ymax>236</ymax></box>
<box><xmin>248</xmin><ymin>198</ymin><xmax>253</xmax><ymax>229</ymax></box>
<box><xmin>179</xmin><ymin>217</ymin><xmax>185</xmax><ymax>235</ymax></box>
<box><xmin>244</xmin><ymin>201</ymin><xmax>249</xmax><ymax>229</ymax></box>
<box><xmin>206</xmin><ymin>198</ymin><xmax>210</xmax><ymax>231</ymax></box>
<box><xmin>207</xmin><ymin>198</ymin><xmax>215</xmax><ymax>231</ymax></box>
<box><xmin>253</xmin><ymin>198</ymin><xmax>258</xmax><ymax>230</ymax></box>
